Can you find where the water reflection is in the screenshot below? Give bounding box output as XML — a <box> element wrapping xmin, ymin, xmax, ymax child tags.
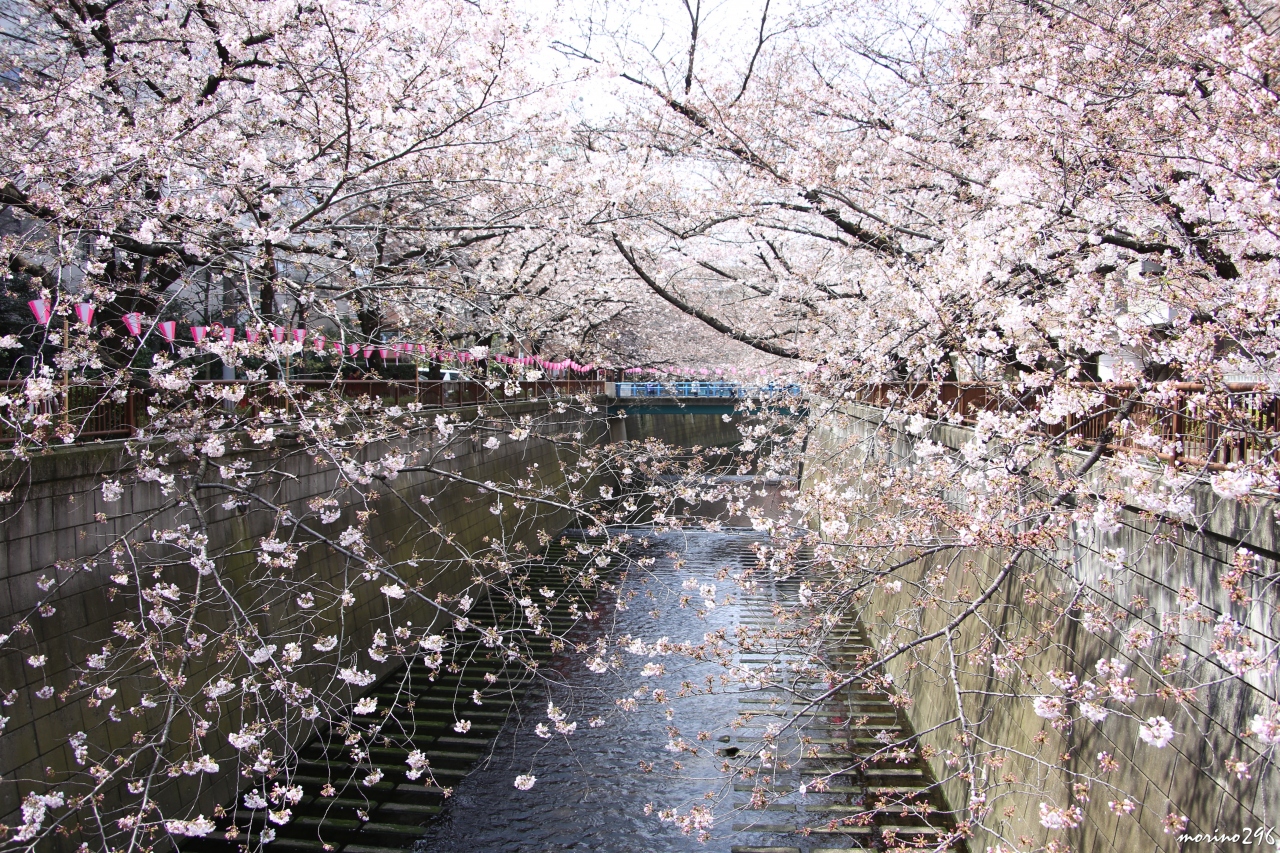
<box><xmin>414</xmin><ymin>529</ymin><xmax>764</xmax><ymax>852</ymax></box>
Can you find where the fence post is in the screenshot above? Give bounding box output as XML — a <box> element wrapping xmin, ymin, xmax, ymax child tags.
<box><xmin>1207</xmin><ymin>411</ymin><xmax>1221</xmax><ymax>466</ymax></box>
<box><xmin>1171</xmin><ymin>391</ymin><xmax>1182</xmax><ymax>466</ymax></box>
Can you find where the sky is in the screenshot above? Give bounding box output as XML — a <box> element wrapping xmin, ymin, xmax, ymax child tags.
<box><xmin>517</xmin><ymin>0</ymin><xmax>962</xmax><ymax>122</ymax></box>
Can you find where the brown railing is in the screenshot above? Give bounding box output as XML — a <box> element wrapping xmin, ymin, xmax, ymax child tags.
<box><xmin>0</xmin><ymin>378</ymin><xmax>605</xmax><ymax>444</ymax></box>
<box><xmin>854</xmin><ymin>382</ymin><xmax>1279</xmax><ymax>470</ymax></box>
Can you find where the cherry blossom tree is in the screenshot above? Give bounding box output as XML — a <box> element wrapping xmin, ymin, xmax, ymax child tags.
<box><xmin>0</xmin><ymin>0</ymin><xmax>1277</xmax><ymax>847</ymax></box>
<box><xmin>556</xmin><ymin>0</ymin><xmax>1280</xmax><ymax>846</ymax></box>
<box><xmin>0</xmin><ymin>0</ymin><xmax>745</xmax><ymax>849</ymax></box>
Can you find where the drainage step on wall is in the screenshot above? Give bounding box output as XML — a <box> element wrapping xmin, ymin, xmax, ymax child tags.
<box><xmin>181</xmin><ymin>533</ymin><xmax>623</xmax><ymax>853</ymax></box>
<box><xmin>726</xmin><ymin>574</ymin><xmax>962</xmax><ymax>851</ymax></box>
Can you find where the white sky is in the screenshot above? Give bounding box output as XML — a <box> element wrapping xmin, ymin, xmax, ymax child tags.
<box><xmin>516</xmin><ymin>0</ymin><xmax>961</xmax><ymax>121</ymax></box>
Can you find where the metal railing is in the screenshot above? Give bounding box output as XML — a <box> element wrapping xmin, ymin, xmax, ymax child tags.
<box><xmin>854</xmin><ymin>382</ymin><xmax>1279</xmax><ymax>470</ymax></box>
<box><xmin>0</xmin><ymin>378</ymin><xmax>605</xmax><ymax>444</ymax></box>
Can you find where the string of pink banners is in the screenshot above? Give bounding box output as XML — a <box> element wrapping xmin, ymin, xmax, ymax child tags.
<box><xmin>26</xmin><ymin>298</ymin><xmax>791</xmax><ymax>377</ymax></box>
<box><xmin>25</xmin><ymin>300</ymin><xmax>605</xmax><ymax>372</ymax></box>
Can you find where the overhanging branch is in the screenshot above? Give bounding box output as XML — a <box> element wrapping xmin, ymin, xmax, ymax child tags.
<box><xmin>612</xmin><ymin>236</ymin><xmax>798</xmax><ymax>359</ymax></box>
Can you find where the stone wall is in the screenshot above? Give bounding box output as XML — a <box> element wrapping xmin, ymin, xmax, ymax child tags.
<box><xmin>806</xmin><ymin>404</ymin><xmax>1278</xmax><ymax>853</ymax></box>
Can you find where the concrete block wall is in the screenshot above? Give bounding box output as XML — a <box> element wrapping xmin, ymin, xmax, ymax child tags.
<box><xmin>807</xmin><ymin>404</ymin><xmax>1278</xmax><ymax>852</ymax></box>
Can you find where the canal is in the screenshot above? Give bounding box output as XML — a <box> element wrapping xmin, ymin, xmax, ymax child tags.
<box><xmin>414</xmin><ymin>528</ymin><xmax>954</xmax><ymax>852</ymax></box>
<box><xmin>414</xmin><ymin>529</ymin><xmax>763</xmax><ymax>851</ymax></box>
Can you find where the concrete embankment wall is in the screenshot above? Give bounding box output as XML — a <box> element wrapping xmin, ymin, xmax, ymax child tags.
<box><xmin>614</xmin><ymin>404</ymin><xmax>745</xmax><ymax>448</ymax></box>
<box><xmin>806</xmin><ymin>404</ymin><xmax>1277</xmax><ymax>853</ymax></box>
<box><xmin>0</xmin><ymin>398</ymin><xmax>742</xmax><ymax>847</ymax></box>
<box><xmin>0</xmin><ymin>401</ymin><xmax>610</xmax><ymax>845</ymax></box>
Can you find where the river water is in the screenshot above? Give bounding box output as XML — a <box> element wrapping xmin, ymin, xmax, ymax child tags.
<box><xmin>414</xmin><ymin>528</ymin><xmax>787</xmax><ymax>852</ymax></box>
